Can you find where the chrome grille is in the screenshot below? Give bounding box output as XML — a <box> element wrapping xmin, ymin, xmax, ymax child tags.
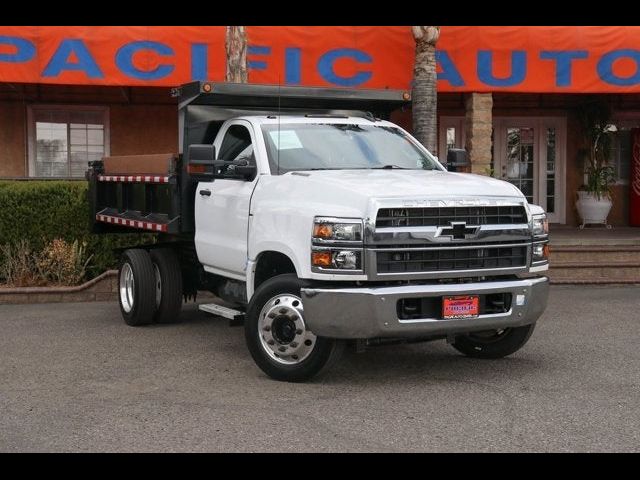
<box><xmin>376</xmin><ymin>245</ymin><xmax>528</xmax><ymax>274</ymax></box>
<box><xmin>376</xmin><ymin>206</ymin><xmax>528</xmax><ymax>228</ymax></box>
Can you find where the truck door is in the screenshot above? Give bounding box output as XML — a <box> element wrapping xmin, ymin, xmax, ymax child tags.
<box><xmin>194</xmin><ymin>120</ymin><xmax>259</xmax><ymax>280</ymax></box>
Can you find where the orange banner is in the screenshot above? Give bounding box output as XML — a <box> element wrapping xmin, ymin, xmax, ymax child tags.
<box><xmin>2</xmin><ymin>26</ymin><xmax>640</xmax><ymax>93</ymax></box>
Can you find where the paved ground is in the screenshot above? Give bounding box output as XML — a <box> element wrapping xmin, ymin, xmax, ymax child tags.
<box><xmin>0</xmin><ymin>285</ymin><xmax>638</xmax><ymax>452</ymax></box>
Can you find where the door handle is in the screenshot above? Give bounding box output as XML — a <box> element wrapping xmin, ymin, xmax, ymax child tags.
<box><xmin>199</xmin><ymin>189</ymin><xmax>211</xmax><ymax>197</ymax></box>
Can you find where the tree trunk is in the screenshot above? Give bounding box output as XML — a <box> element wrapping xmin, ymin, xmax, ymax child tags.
<box><xmin>411</xmin><ymin>26</ymin><xmax>440</xmax><ymax>154</ymax></box>
<box><xmin>226</xmin><ymin>26</ymin><xmax>247</xmax><ymax>83</ymax></box>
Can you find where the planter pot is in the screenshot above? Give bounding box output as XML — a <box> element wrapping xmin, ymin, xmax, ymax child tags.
<box><xmin>576</xmin><ymin>191</ymin><xmax>613</xmax><ymax>229</ymax></box>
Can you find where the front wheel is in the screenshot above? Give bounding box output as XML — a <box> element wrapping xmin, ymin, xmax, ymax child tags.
<box><xmin>451</xmin><ymin>324</ymin><xmax>536</xmax><ymax>359</ymax></box>
<box><xmin>244</xmin><ymin>274</ymin><xmax>344</xmax><ymax>382</ymax></box>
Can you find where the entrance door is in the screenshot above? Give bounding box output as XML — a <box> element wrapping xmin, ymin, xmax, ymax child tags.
<box><xmin>493</xmin><ymin>118</ymin><xmax>566</xmax><ymax>224</ymax></box>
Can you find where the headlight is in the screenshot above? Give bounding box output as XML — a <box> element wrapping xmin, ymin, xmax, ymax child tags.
<box><xmin>311</xmin><ymin>217</ymin><xmax>364</xmax><ymax>273</ymax></box>
<box><xmin>532</xmin><ymin>242</ymin><xmax>550</xmax><ymax>263</ymax></box>
<box><xmin>312</xmin><ymin>217</ymin><xmax>363</xmax><ymax>243</ymax></box>
<box><xmin>311</xmin><ymin>248</ymin><xmax>362</xmax><ymax>271</ymax></box>
<box><xmin>532</xmin><ymin>214</ymin><xmax>549</xmax><ymax>237</ymax></box>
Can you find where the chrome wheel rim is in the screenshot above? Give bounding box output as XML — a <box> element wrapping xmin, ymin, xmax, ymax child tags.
<box><xmin>153</xmin><ymin>263</ymin><xmax>162</xmax><ymax>309</ymax></box>
<box><xmin>119</xmin><ymin>263</ymin><xmax>135</xmax><ymax>313</ymax></box>
<box><xmin>258</xmin><ymin>294</ymin><xmax>316</xmax><ymax>365</ymax></box>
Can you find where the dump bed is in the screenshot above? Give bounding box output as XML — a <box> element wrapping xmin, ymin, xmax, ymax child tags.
<box><xmin>87</xmin><ymin>81</ymin><xmax>410</xmax><ymax>235</ymax></box>
<box><xmin>87</xmin><ymin>153</ymin><xmax>182</xmax><ymax>234</ymax></box>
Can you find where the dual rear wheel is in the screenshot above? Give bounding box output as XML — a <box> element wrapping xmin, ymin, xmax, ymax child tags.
<box><xmin>118</xmin><ymin>248</ymin><xmax>183</xmax><ymax>326</ymax></box>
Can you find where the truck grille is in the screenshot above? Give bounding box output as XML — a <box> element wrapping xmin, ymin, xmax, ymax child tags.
<box><xmin>376</xmin><ymin>206</ymin><xmax>528</xmax><ymax>228</ymax></box>
<box><xmin>376</xmin><ymin>244</ymin><xmax>528</xmax><ymax>274</ymax></box>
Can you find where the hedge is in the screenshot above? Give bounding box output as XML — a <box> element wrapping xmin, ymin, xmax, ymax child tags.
<box><xmin>0</xmin><ymin>180</ymin><xmax>154</xmax><ymax>278</ymax></box>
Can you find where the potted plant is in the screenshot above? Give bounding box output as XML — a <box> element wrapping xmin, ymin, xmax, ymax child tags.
<box><xmin>576</xmin><ymin>101</ymin><xmax>618</xmax><ymax>229</ymax></box>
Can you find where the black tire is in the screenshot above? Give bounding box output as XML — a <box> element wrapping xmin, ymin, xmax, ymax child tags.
<box><xmin>118</xmin><ymin>249</ymin><xmax>156</xmax><ymax>327</ymax></box>
<box><xmin>244</xmin><ymin>273</ymin><xmax>344</xmax><ymax>382</ymax></box>
<box><xmin>451</xmin><ymin>323</ymin><xmax>536</xmax><ymax>359</ymax></box>
<box><xmin>150</xmin><ymin>248</ymin><xmax>183</xmax><ymax>324</ymax></box>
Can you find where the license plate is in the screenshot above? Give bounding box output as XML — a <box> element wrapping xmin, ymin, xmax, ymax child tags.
<box><xmin>442</xmin><ymin>295</ymin><xmax>479</xmax><ymax>319</ymax></box>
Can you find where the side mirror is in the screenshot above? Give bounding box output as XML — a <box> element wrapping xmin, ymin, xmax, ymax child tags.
<box><xmin>187</xmin><ymin>144</ymin><xmax>216</xmax><ymax>179</ymax></box>
<box><xmin>446</xmin><ymin>148</ymin><xmax>470</xmax><ymax>172</ymax></box>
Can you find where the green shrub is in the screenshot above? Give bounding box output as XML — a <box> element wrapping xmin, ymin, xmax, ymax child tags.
<box><xmin>0</xmin><ymin>180</ymin><xmax>154</xmax><ymax>279</ymax></box>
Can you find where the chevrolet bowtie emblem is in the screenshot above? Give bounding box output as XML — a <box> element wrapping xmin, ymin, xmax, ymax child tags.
<box><xmin>437</xmin><ymin>222</ymin><xmax>479</xmax><ymax>240</ymax></box>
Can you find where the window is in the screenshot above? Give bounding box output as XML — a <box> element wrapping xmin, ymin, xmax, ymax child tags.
<box><xmin>218</xmin><ymin>125</ymin><xmax>254</xmax><ymax>162</ymax></box>
<box><xmin>608</xmin><ymin>129</ymin><xmax>631</xmax><ymax>184</ymax></box>
<box><xmin>28</xmin><ymin>106</ymin><xmax>109</xmax><ymax>178</ymax></box>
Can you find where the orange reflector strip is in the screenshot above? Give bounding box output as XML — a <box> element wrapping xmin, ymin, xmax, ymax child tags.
<box><xmin>543</xmin><ymin>244</ymin><xmax>550</xmax><ymax>258</ymax></box>
<box><xmin>312</xmin><ymin>251</ymin><xmax>332</xmax><ymax>267</ymax></box>
<box><xmin>313</xmin><ymin>224</ymin><xmax>333</xmax><ymax>239</ymax></box>
<box><xmin>188</xmin><ymin>164</ymin><xmax>206</xmax><ymax>174</ymax></box>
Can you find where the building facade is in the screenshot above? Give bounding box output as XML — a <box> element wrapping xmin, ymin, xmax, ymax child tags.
<box><xmin>1</xmin><ymin>26</ymin><xmax>639</xmax><ymax>226</ymax></box>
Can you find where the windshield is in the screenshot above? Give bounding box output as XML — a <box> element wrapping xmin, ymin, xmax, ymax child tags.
<box><xmin>260</xmin><ymin>123</ymin><xmax>441</xmax><ymax>174</ymax></box>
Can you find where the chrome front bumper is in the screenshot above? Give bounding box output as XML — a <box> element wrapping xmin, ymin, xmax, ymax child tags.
<box><xmin>301</xmin><ymin>276</ymin><xmax>549</xmax><ymax>339</ymax></box>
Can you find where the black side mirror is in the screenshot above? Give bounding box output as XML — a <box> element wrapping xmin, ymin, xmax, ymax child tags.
<box><xmin>187</xmin><ymin>144</ymin><xmax>216</xmax><ymax>179</ymax></box>
<box><xmin>446</xmin><ymin>148</ymin><xmax>470</xmax><ymax>172</ymax></box>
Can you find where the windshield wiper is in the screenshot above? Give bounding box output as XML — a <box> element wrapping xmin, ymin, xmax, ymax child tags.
<box><xmin>372</xmin><ymin>164</ymin><xmax>409</xmax><ymax>169</ymax></box>
<box><xmin>299</xmin><ymin>168</ymin><xmax>358</xmax><ymax>171</ymax></box>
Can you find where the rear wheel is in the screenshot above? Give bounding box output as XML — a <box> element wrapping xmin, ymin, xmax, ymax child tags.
<box><xmin>149</xmin><ymin>248</ymin><xmax>183</xmax><ymax>324</ymax></box>
<box><xmin>245</xmin><ymin>274</ymin><xmax>344</xmax><ymax>382</ymax></box>
<box><xmin>451</xmin><ymin>324</ymin><xmax>536</xmax><ymax>359</ymax></box>
<box><xmin>118</xmin><ymin>249</ymin><xmax>156</xmax><ymax>326</ymax></box>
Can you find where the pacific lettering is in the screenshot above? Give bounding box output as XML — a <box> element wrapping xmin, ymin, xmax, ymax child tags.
<box><xmin>317</xmin><ymin>48</ymin><xmax>372</xmax><ymax>87</ymax></box>
<box><xmin>191</xmin><ymin>44</ymin><xmax>208</xmax><ymax>82</ymax></box>
<box><xmin>285</xmin><ymin>48</ymin><xmax>302</xmax><ymax>85</ymax></box>
<box><xmin>42</xmin><ymin>39</ymin><xmax>103</xmax><ymax>78</ymax></box>
<box><xmin>247</xmin><ymin>45</ymin><xmax>270</xmax><ymax>71</ymax></box>
<box><xmin>0</xmin><ymin>35</ymin><xmax>35</xmax><ymax>63</ymax></box>
<box><xmin>115</xmin><ymin>41</ymin><xmax>174</xmax><ymax>80</ymax></box>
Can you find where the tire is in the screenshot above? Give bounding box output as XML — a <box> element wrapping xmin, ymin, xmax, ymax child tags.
<box><xmin>244</xmin><ymin>273</ymin><xmax>345</xmax><ymax>382</ymax></box>
<box><xmin>451</xmin><ymin>323</ymin><xmax>536</xmax><ymax>359</ymax></box>
<box><xmin>150</xmin><ymin>248</ymin><xmax>183</xmax><ymax>324</ymax></box>
<box><xmin>118</xmin><ymin>249</ymin><xmax>157</xmax><ymax>326</ymax></box>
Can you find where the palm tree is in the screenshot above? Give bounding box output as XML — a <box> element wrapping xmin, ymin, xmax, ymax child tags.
<box><xmin>411</xmin><ymin>26</ymin><xmax>440</xmax><ymax>154</ymax></box>
<box><xmin>226</xmin><ymin>26</ymin><xmax>247</xmax><ymax>83</ymax></box>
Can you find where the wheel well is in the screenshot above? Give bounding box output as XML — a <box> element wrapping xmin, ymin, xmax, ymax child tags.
<box><xmin>254</xmin><ymin>251</ymin><xmax>297</xmax><ymax>291</ymax></box>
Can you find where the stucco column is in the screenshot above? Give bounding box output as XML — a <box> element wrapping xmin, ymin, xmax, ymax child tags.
<box><xmin>464</xmin><ymin>93</ymin><xmax>493</xmax><ymax>175</ymax></box>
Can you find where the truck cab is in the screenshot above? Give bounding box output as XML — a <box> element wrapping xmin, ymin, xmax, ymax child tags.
<box><xmin>88</xmin><ymin>82</ymin><xmax>549</xmax><ymax>382</ymax></box>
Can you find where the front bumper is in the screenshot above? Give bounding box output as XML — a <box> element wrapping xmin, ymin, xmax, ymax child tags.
<box><xmin>301</xmin><ymin>276</ymin><xmax>549</xmax><ymax>339</ymax></box>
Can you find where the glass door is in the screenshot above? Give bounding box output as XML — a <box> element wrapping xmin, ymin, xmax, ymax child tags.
<box><xmin>493</xmin><ymin>118</ymin><xmax>566</xmax><ymax>224</ymax></box>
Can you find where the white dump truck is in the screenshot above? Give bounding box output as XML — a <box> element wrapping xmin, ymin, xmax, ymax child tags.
<box><xmin>87</xmin><ymin>82</ymin><xmax>549</xmax><ymax>382</ymax></box>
